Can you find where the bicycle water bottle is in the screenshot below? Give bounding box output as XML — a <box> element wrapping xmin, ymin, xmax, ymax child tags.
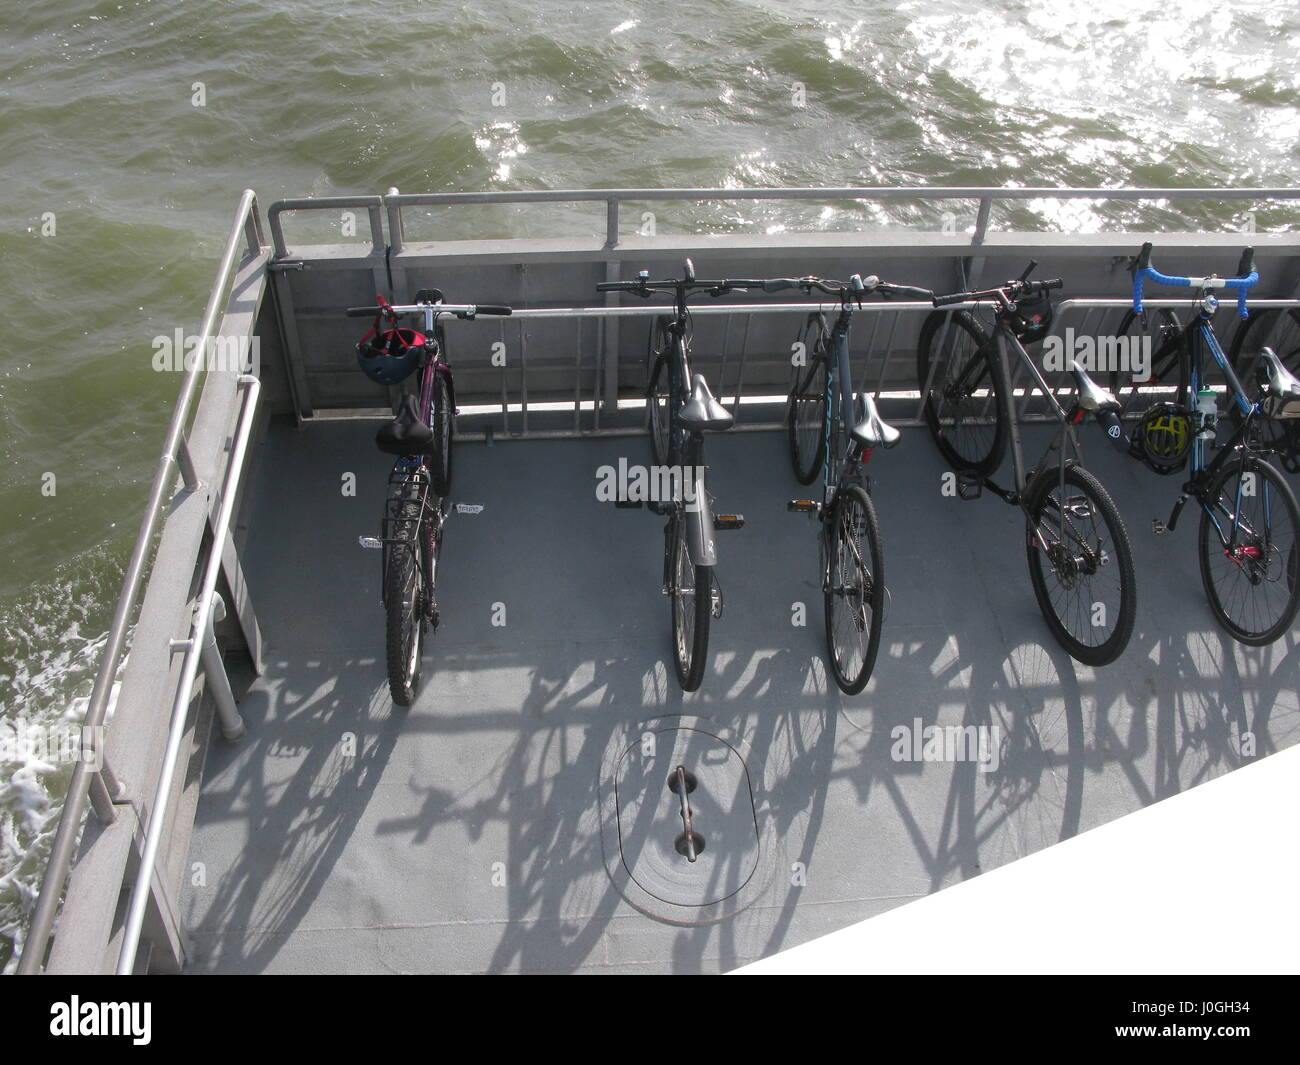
<box><xmin>1197</xmin><ymin>387</ymin><xmax>1217</xmax><ymax>441</ymax></box>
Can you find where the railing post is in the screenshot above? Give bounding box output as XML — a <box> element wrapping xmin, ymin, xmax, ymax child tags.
<box><xmin>201</xmin><ymin>595</ymin><xmax>246</xmax><ymax>741</ymax></box>
<box><xmin>386</xmin><ymin>187</ymin><xmax>404</xmax><ymax>254</ymax></box>
<box><xmin>605</xmin><ymin>197</ymin><xmax>619</xmax><ymax>249</ymax></box>
<box><xmin>972</xmin><ymin>196</ymin><xmax>993</xmax><ymax>246</ymax></box>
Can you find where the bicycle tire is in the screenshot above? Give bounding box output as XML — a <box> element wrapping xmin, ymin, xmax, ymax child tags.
<box><xmin>430</xmin><ymin>371</ymin><xmax>453</xmax><ymax>497</ymax></box>
<box><xmin>788</xmin><ymin>320</ymin><xmax>828</xmax><ymax>484</ymax></box>
<box><xmin>823</xmin><ymin>483</ymin><xmax>885</xmax><ymax>694</ymax></box>
<box><xmin>1108</xmin><ymin>308</ymin><xmax>1184</xmax><ymax>422</ymax></box>
<box><xmin>384</xmin><ymin>484</ymin><xmax>425</xmax><ymax>706</ymax></box>
<box><xmin>668</xmin><ymin>511</ymin><xmax>710</xmax><ymax>691</ymax></box>
<box><xmin>647</xmin><ymin>319</ymin><xmax>673</xmax><ymax>468</ymax></box>
<box><xmin>1024</xmin><ymin>464</ymin><xmax>1136</xmax><ymax>666</ymax></box>
<box><xmin>917</xmin><ymin>309</ymin><xmax>1008</xmax><ymax>477</ymax></box>
<box><xmin>1198</xmin><ymin>455</ymin><xmax>1300</xmax><ymax>645</ymax></box>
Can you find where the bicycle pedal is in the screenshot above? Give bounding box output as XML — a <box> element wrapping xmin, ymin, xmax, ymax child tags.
<box><xmin>358</xmin><ymin>536</ymin><xmax>383</xmax><ymax>550</ymax></box>
<box><xmin>956</xmin><ymin>473</ymin><xmax>983</xmax><ymax>501</ymax></box>
<box><xmin>1152</xmin><ymin>519</ymin><xmax>1167</xmax><ymax>535</ymax></box>
<box><xmin>788</xmin><ymin>499</ymin><xmax>821</xmax><ymax>516</ymax></box>
<box><xmin>613</xmin><ymin>498</ymin><xmax>644</xmax><ymax>509</ymax></box>
<box><xmin>713</xmin><ymin>513</ymin><xmax>744</xmax><ymax>530</ymax></box>
<box><xmin>454</xmin><ymin>503</ymin><xmax>484</xmax><ymax>515</ymax></box>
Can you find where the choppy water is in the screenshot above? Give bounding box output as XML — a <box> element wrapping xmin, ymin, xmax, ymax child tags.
<box><xmin>0</xmin><ymin>0</ymin><xmax>1297</xmax><ymax>970</ymax></box>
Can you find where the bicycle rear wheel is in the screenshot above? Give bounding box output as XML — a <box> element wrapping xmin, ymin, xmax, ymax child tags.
<box><xmin>823</xmin><ymin>483</ymin><xmax>885</xmax><ymax>694</ymax></box>
<box><xmin>1199</xmin><ymin>455</ymin><xmax>1300</xmax><ymax>645</ymax></box>
<box><xmin>385</xmin><ymin>482</ymin><xmax>426</xmax><ymax>705</ymax></box>
<box><xmin>1107</xmin><ymin>308</ymin><xmax>1183</xmax><ymax>423</ymax></box>
<box><xmin>1025</xmin><ymin>464</ymin><xmax>1136</xmax><ymax>666</ymax></box>
<box><xmin>916</xmin><ymin>310</ymin><xmax>1008</xmax><ymax>477</ymax></box>
<box><xmin>668</xmin><ymin>510</ymin><xmax>710</xmax><ymax>691</ymax></box>
<box><xmin>788</xmin><ymin>315</ymin><xmax>828</xmax><ymax>485</ymax></box>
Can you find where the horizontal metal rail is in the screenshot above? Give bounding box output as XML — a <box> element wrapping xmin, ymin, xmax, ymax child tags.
<box><xmin>117</xmin><ymin>373</ymin><xmax>261</xmax><ymax>974</ymax></box>
<box><xmin>269</xmin><ymin>195</ymin><xmax>385</xmax><ymax>259</ymax></box>
<box><xmin>380</xmin><ymin>186</ymin><xmax>1300</xmax><ymax>253</ymax></box>
<box><xmin>17</xmin><ymin>189</ymin><xmax>268</xmax><ymax>975</ymax></box>
<box><xmin>426</xmin><ymin>296</ymin><xmax>1300</xmax><ymax>440</ymax></box>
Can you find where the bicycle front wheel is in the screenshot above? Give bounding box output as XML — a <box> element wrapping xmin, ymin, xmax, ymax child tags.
<box><xmin>1025</xmin><ymin>464</ymin><xmax>1136</xmax><ymax>666</ymax></box>
<box><xmin>385</xmin><ymin>485</ymin><xmax>426</xmax><ymax>706</ymax></box>
<box><xmin>1199</xmin><ymin>455</ymin><xmax>1300</xmax><ymax>645</ymax></box>
<box><xmin>668</xmin><ymin>511</ymin><xmax>711</xmax><ymax>691</ymax></box>
<box><xmin>430</xmin><ymin>371</ymin><xmax>453</xmax><ymax>497</ymax></box>
<box><xmin>823</xmin><ymin>483</ymin><xmax>885</xmax><ymax>694</ymax></box>
<box><xmin>916</xmin><ymin>310</ymin><xmax>1008</xmax><ymax>477</ymax></box>
<box><xmin>788</xmin><ymin>315</ymin><xmax>828</xmax><ymax>484</ymax></box>
<box><xmin>647</xmin><ymin>318</ymin><xmax>674</xmax><ymax>468</ymax></box>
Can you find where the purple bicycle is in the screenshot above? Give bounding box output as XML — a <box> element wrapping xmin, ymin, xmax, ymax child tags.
<box><xmin>348</xmin><ymin>291</ymin><xmax>512</xmax><ymax>704</ymax></box>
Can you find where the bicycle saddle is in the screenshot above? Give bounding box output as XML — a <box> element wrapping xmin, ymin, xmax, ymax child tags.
<box><xmin>679</xmin><ymin>374</ymin><xmax>733</xmax><ymax>432</ymax></box>
<box><xmin>851</xmin><ymin>393</ymin><xmax>901</xmax><ymax>449</ymax></box>
<box><xmin>1260</xmin><ymin>348</ymin><xmax>1300</xmax><ymax>419</ymax></box>
<box><xmin>1070</xmin><ymin>363</ymin><xmax>1121</xmax><ymax>412</ymax></box>
<box><xmin>376</xmin><ymin>393</ymin><xmax>436</xmax><ymax>456</ymax></box>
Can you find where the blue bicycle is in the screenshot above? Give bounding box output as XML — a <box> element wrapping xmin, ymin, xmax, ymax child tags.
<box><xmin>1112</xmin><ymin>243</ymin><xmax>1300</xmax><ymax>643</ymax></box>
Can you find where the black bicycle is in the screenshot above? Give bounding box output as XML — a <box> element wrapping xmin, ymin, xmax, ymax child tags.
<box><xmin>1104</xmin><ymin>243</ymin><xmax>1300</xmax><ymax>644</ymax></box>
<box><xmin>774</xmin><ymin>273</ymin><xmax>932</xmax><ymax>693</ymax></box>
<box><xmin>917</xmin><ymin>264</ymin><xmax>1137</xmax><ymax>665</ymax></box>
<box><xmin>348</xmin><ymin>292</ymin><xmax>512</xmax><ymax>704</ymax></box>
<box><xmin>597</xmin><ymin>260</ymin><xmax>758</xmax><ymax>690</ymax></box>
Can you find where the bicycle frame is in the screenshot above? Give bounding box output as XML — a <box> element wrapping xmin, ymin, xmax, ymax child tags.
<box><xmin>989</xmin><ymin>320</ymin><xmax>1085</xmax><ymax>523</ymax></box>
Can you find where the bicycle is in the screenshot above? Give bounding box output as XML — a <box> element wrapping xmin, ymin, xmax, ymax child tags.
<box><xmin>1105</xmin><ymin>243</ymin><xmax>1300</xmax><ymax>644</ymax></box>
<box><xmin>347</xmin><ymin>291</ymin><xmax>512</xmax><ymax>704</ymax></box>
<box><xmin>917</xmin><ymin>263</ymin><xmax>1138</xmax><ymax>665</ymax></box>
<box><xmin>773</xmin><ymin>273</ymin><xmax>933</xmax><ymax>693</ymax></box>
<box><xmin>596</xmin><ymin>259</ymin><xmax>760</xmax><ymax>691</ymax></box>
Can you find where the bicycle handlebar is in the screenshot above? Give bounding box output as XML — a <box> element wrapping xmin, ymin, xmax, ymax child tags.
<box><xmin>755</xmin><ymin>275</ymin><xmax>934</xmax><ymax>301</ymax></box>
<box><xmin>596</xmin><ymin>277</ymin><xmax>766</xmax><ymax>296</ymax></box>
<box><xmin>932</xmin><ymin>277</ymin><xmax>1063</xmax><ymax>308</ymax></box>
<box><xmin>1132</xmin><ymin>241</ymin><xmax>1257</xmax><ymax>318</ymax></box>
<box><xmin>346</xmin><ymin>303</ymin><xmax>512</xmax><ymax>318</ymax></box>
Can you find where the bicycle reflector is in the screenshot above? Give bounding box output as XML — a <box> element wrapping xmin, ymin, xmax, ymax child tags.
<box><xmin>356</xmin><ymin>301</ymin><xmax>426</xmax><ymax>386</ymax></box>
<box><xmin>1134</xmin><ymin>402</ymin><xmax>1192</xmax><ymax>474</ymax></box>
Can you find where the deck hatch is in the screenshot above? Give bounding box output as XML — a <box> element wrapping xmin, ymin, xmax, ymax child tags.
<box><xmin>611</xmin><ymin>723</ymin><xmax>761</xmax><ymax>914</ymax></box>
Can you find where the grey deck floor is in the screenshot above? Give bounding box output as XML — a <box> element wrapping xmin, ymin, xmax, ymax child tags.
<box><xmin>180</xmin><ymin>417</ymin><xmax>1300</xmax><ymax>973</ymax></box>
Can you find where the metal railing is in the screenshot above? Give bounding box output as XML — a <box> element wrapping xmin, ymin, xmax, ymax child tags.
<box><xmin>264</xmin><ymin>186</ymin><xmax>1300</xmax><ymax>259</ymax></box>
<box><xmin>17</xmin><ymin>190</ymin><xmax>268</xmax><ymax>974</ymax></box>
<box><xmin>117</xmin><ymin>371</ymin><xmax>261</xmax><ymax>973</ymax></box>
<box><xmin>422</xmin><ymin>295</ymin><xmax>1300</xmax><ymax>441</ymax></box>
<box><xmin>384</xmin><ymin>187</ymin><xmax>1300</xmax><ymax>252</ymax></box>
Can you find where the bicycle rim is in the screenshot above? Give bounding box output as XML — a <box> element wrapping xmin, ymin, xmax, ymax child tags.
<box><xmin>1025</xmin><ymin>465</ymin><xmax>1136</xmax><ymax>666</ymax></box>
<box><xmin>917</xmin><ymin>310</ymin><xmax>1006</xmax><ymax>476</ymax></box>
<box><xmin>1199</xmin><ymin>457</ymin><xmax>1300</xmax><ymax>645</ymax></box>
<box><xmin>824</xmin><ymin>484</ymin><xmax>884</xmax><ymax>694</ymax></box>
<box><xmin>669</xmin><ymin>514</ymin><xmax>709</xmax><ymax>691</ymax></box>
